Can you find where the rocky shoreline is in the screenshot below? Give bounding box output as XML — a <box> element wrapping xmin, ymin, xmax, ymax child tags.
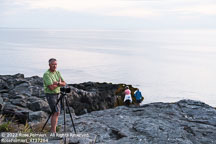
<box><xmin>0</xmin><ymin>74</ymin><xmax>216</xmax><ymax>144</ymax></box>
<box><xmin>0</xmin><ymin>73</ymin><xmax>136</xmax><ymax>123</ymax></box>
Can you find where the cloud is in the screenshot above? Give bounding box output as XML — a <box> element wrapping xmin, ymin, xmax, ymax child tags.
<box><xmin>7</xmin><ymin>0</ymin><xmax>216</xmax><ymax>18</ymax></box>
<box><xmin>3</xmin><ymin>0</ymin><xmax>161</xmax><ymax>18</ymax></box>
<box><xmin>108</xmin><ymin>9</ymin><xmax>160</xmax><ymax>18</ymax></box>
<box><xmin>179</xmin><ymin>5</ymin><xmax>216</xmax><ymax>15</ymax></box>
<box><xmin>1</xmin><ymin>0</ymin><xmax>216</xmax><ymax>29</ymax></box>
<box><xmin>12</xmin><ymin>0</ymin><xmax>123</xmax><ymax>11</ymax></box>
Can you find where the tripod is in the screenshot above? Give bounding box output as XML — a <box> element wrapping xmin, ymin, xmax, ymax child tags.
<box><xmin>42</xmin><ymin>91</ymin><xmax>77</xmax><ymax>135</ymax></box>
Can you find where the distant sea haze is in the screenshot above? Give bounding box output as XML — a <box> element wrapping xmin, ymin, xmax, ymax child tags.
<box><xmin>1</xmin><ymin>28</ymin><xmax>216</xmax><ymax>107</ymax></box>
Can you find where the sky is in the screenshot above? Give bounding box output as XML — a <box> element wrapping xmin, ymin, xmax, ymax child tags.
<box><xmin>1</xmin><ymin>0</ymin><xmax>216</xmax><ymax>29</ymax></box>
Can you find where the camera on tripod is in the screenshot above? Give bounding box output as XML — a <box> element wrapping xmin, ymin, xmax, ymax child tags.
<box><xmin>60</xmin><ymin>87</ymin><xmax>71</xmax><ymax>93</ymax></box>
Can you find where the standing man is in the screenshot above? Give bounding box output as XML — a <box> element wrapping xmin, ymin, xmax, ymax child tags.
<box><xmin>43</xmin><ymin>58</ymin><xmax>66</xmax><ymax>133</ymax></box>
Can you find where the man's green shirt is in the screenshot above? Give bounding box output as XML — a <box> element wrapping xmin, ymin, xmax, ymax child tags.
<box><xmin>43</xmin><ymin>70</ymin><xmax>64</xmax><ymax>94</ymax></box>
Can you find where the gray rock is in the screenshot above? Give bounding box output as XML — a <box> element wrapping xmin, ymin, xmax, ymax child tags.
<box><xmin>29</xmin><ymin>111</ymin><xmax>48</xmax><ymax>122</ymax></box>
<box><xmin>0</xmin><ymin>78</ymin><xmax>9</xmax><ymax>90</ymax></box>
<box><xmin>31</xmin><ymin>86</ymin><xmax>42</xmax><ymax>97</ymax></box>
<box><xmin>68</xmin><ymin>133</ymin><xmax>97</xmax><ymax>144</ymax></box>
<box><xmin>65</xmin><ymin>100</ymin><xmax>216</xmax><ymax>144</ymax></box>
<box><xmin>67</xmin><ymin>82</ymin><xmax>120</xmax><ymax>115</ymax></box>
<box><xmin>0</xmin><ymin>96</ymin><xmax>4</xmax><ymax>110</ymax></box>
<box><xmin>0</xmin><ymin>74</ymin><xmax>137</xmax><ymax>118</ymax></box>
<box><xmin>13</xmin><ymin>94</ymin><xmax>26</xmax><ymax>99</ymax></box>
<box><xmin>26</xmin><ymin>75</ymin><xmax>43</xmax><ymax>86</ymax></box>
<box><xmin>12</xmin><ymin>73</ymin><xmax>25</xmax><ymax>79</ymax></box>
<box><xmin>1</xmin><ymin>93</ymin><xmax>9</xmax><ymax>98</ymax></box>
<box><xmin>6</xmin><ymin>74</ymin><xmax>26</xmax><ymax>90</ymax></box>
<box><xmin>27</xmin><ymin>96</ymin><xmax>42</xmax><ymax>103</ymax></box>
<box><xmin>11</xmin><ymin>98</ymin><xmax>27</xmax><ymax>107</ymax></box>
<box><xmin>2</xmin><ymin>103</ymin><xmax>32</xmax><ymax>123</ymax></box>
<box><xmin>27</xmin><ymin>99</ymin><xmax>50</xmax><ymax>113</ymax></box>
<box><xmin>14</xmin><ymin>82</ymin><xmax>32</xmax><ymax>96</ymax></box>
<box><xmin>1</xmin><ymin>93</ymin><xmax>9</xmax><ymax>102</ymax></box>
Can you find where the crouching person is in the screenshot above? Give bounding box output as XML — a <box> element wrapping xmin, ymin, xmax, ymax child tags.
<box><xmin>134</xmin><ymin>88</ymin><xmax>143</xmax><ymax>106</ymax></box>
<box><xmin>124</xmin><ymin>86</ymin><xmax>132</xmax><ymax>106</ymax></box>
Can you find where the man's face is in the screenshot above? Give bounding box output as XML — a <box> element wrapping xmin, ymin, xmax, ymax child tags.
<box><xmin>49</xmin><ymin>60</ymin><xmax>57</xmax><ymax>71</ymax></box>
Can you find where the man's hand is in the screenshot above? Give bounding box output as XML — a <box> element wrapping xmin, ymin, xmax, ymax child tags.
<box><xmin>58</xmin><ymin>77</ymin><xmax>62</xmax><ymax>86</ymax></box>
<box><xmin>58</xmin><ymin>77</ymin><xmax>66</xmax><ymax>87</ymax></box>
<box><xmin>53</xmin><ymin>81</ymin><xmax>58</xmax><ymax>86</ymax></box>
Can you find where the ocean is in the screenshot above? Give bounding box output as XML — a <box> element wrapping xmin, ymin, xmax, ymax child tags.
<box><xmin>0</xmin><ymin>28</ymin><xmax>216</xmax><ymax>107</ymax></box>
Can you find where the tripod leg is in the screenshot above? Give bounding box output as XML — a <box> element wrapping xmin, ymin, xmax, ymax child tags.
<box><xmin>41</xmin><ymin>113</ymin><xmax>52</xmax><ymax>131</ymax></box>
<box><xmin>63</xmin><ymin>97</ymin><xmax>66</xmax><ymax>133</ymax></box>
<box><xmin>65</xmin><ymin>97</ymin><xmax>77</xmax><ymax>134</ymax></box>
<box><xmin>62</xmin><ymin>97</ymin><xmax>67</xmax><ymax>144</ymax></box>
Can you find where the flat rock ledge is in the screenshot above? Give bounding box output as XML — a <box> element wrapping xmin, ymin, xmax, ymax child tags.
<box><xmin>68</xmin><ymin>99</ymin><xmax>216</xmax><ymax>144</ymax></box>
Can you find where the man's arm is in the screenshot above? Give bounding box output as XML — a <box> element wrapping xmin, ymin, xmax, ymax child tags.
<box><xmin>48</xmin><ymin>82</ymin><xmax>59</xmax><ymax>90</ymax></box>
<box><xmin>48</xmin><ymin>80</ymin><xmax>66</xmax><ymax>90</ymax></box>
<box><xmin>58</xmin><ymin>80</ymin><xmax>66</xmax><ymax>87</ymax></box>
<box><xmin>57</xmin><ymin>72</ymin><xmax>66</xmax><ymax>87</ymax></box>
<box><xmin>58</xmin><ymin>77</ymin><xmax>66</xmax><ymax>87</ymax></box>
